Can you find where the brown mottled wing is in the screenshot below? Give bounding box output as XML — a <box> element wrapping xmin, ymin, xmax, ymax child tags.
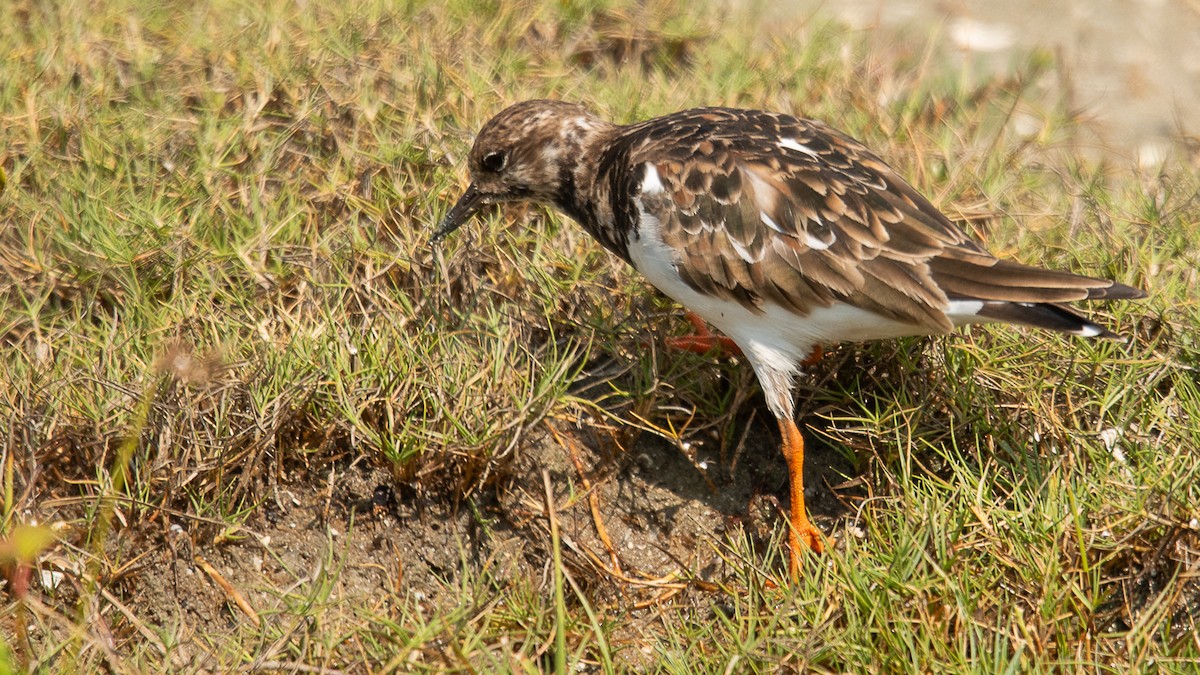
<box><xmin>622</xmin><ymin>108</ymin><xmax>1132</xmax><ymax>333</ymax></box>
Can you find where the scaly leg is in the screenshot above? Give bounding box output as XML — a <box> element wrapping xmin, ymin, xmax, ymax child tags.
<box><xmin>777</xmin><ymin>416</ymin><xmax>823</xmax><ymax>581</ymax></box>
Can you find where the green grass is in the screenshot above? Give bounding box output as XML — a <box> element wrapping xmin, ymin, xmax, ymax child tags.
<box><xmin>2</xmin><ymin>0</ymin><xmax>1198</xmax><ymax>671</ymax></box>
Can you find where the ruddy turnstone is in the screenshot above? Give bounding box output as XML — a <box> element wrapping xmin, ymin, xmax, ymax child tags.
<box><xmin>432</xmin><ymin>100</ymin><xmax>1144</xmax><ymax>580</ymax></box>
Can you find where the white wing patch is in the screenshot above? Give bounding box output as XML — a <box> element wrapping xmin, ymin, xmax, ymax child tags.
<box><xmin>641</xmin><ymin>163</ymin><xmax>666</xmax><ymax>195</ymax></box>
<box><xmin>760</xmin><ymin>211</ymin><xmax>786</xmax><ymax>233</ymax></box>
<box><xmin>728</xmin><ymin>226</ymin><xmax>766</xmax><ymax>263</ymax></box>
<box><xmin>946</xmin><ymin>300</ymin><xmax>983</xmax><ymax>316</ymax></box>
<box><xmin>763</xmin><ymin>210</ymin><xmax>835</xmax><ymax>251</ymax></box>
<box><xmin>779</xmin><ymin>137</ymin><xmax>818</xmax><ymax>158</ymax></box>
<box><xmin>802</xmin><ymin>218</ymin><xmax>833</xmax><ymax>250</ymax></box>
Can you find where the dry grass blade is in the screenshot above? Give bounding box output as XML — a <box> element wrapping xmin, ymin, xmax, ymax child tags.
<box><xmin>194</xmin><ymin>555</ymin><xmax>262</xmax><ymax>628</ymax></box>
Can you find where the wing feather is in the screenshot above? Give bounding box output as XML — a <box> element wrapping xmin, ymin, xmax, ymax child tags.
<box><xmin>609</xmin><ymin>108</ymin><xmax>1137</xmax><ymax>334</ymax></box>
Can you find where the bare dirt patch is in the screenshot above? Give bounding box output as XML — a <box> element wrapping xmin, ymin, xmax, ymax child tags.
<box><xmin>28</xmin><ymin>376</ymin><xmax>860</xmax><ymax>669</ymax></box>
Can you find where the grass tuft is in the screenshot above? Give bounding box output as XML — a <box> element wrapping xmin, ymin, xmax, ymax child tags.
<box><xmin>1</xmin><ymin>0</ymin><xmax>1197</xmax><ymax>671</ymax></box>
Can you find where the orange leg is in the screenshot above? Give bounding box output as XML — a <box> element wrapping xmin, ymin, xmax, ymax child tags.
<box><xmin>777</xmin><ymin>416</ymin><xmax>823</xmax><ymax>581</ymax></box>
<box><xmin>800</xmin><ymin>344</ymin><xmax>824</xmax><ymax>367</ymax></box>
<box><xmin>664</xmin><ymin>311</ymin><xmax>743</xmax><ymax>356</ymax></box>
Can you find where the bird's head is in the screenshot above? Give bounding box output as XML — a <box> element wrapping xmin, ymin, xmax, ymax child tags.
<box><xmin>431</xmin><ymin>100</ymin><xmax>611</xmax><ymax>243</ymax></box>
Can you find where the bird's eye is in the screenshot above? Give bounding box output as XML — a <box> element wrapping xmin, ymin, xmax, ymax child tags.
<box><xmin>481</xmin><ymin>150</ymin><xmax>507</xmax><ymax>173</ymax></box>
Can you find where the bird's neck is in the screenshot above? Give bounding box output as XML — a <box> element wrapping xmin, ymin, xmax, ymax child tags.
<box><xmin>550</xmin><ymin>118</ymin><xmax>634</xmax><ymax>262</ymax></box>
<box><xmin>549</xmin><ymin>116</ymin><xmax>616</xmax><ymax>218</ymax></box>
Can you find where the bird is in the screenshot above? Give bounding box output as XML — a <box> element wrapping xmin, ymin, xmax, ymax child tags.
<box><xmin>431</xmin><ymin>99</ymin><xmax>1145</xmax><ymax>581</ymax></box>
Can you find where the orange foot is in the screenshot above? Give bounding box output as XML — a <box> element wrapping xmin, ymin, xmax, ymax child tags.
<box><xmin>790</xmin><ymin>518</ymin><xmax>824</xmax><ymax>554</ymax></box>
<box><xmin>664</xmin><ymin>311</ymin><xmax>743</xmax><ymax>357</ymax></box>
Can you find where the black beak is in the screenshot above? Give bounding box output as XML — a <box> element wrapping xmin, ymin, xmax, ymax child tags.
<box><xmin>431</xmin><ymin>183</ymin><xmax>487</xmax><ymax>245</ymax></box>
